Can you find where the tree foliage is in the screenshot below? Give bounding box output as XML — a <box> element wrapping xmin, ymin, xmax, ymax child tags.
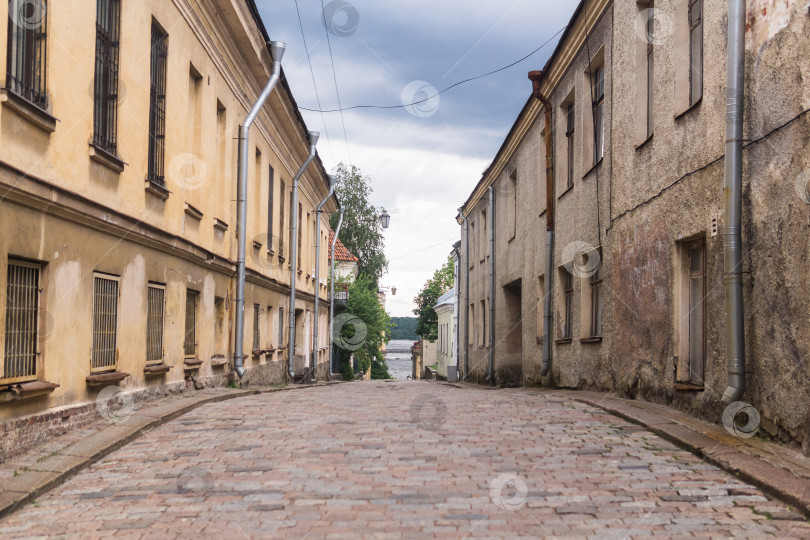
<box><xmin>335</xmin><ymin>274</ymin><xmax>393</xmax><ymax>379</ymax></box>
<box><xmin>412</xmin><ymin>256</ymin><xmax>455</xmax><ymax>342</ymax></box>
<box><xmin>390</xmin><ymin>317</ymin><xmax>418</xmax><ymax>340</ymax></box>
<box><xmin>329</xmin><ymin>163</ymin><xmax>388</xmax><ymax>282</ymax></box>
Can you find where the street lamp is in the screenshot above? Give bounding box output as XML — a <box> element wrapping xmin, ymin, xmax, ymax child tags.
<box><xmin>379</xmin><ymin>210</ymin><xmax>391</xmax><ymax>229</ymax></box>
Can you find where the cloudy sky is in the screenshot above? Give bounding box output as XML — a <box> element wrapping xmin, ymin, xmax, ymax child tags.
<box><xmin>256</xmin><ymin>0</ymin><xmax>575</xmax><ymax>316</ymax></box>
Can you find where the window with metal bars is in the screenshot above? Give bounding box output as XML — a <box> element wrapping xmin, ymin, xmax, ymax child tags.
<box><xmin>280</xmin><ymin>181</ymin><xmax>286</xmax><ymax>256</ymax></box>
<box><xmin>253</xmin><ymin>304</ymin><xmax>260</xmax><ymax>352</ymax></box>
<box><xmin>146</xmin><ymin>284</ymin><xmax>164</xmax><ymax>364</ymax></box>
<box><xmin>590</xmin><ymin>259</ymin><xmax>603</xmax><ymax>338</ymax></box>
<box><xmin>184</xmin><ymin>290</ymin><xmax>197</xmax><ymax>357</ymax></box>
<box><xmin>278</xmin><ymin>307</ymin><xmax>284</xmax><ymax>346</ymax></box>
<box><xmin>147</xmin><ymin>22</ymin><xmax>168</xmax><ymax>186</ymax></box>
<box><xmin>267</xmin><ymin>167</ymin><xmax>275</xmax><ymax>250</ymax></box>
<box><xmin>92</xmin><ymin>0</ymin><xmax>121</xmax><ymax>155</ymax></box>
<box><xmin>566</xmin><ymin>102</ymin><xmax>575</xmax><ymax>188</ymax></box>
<box><xmin>5</xmin><ymin>0</ymin><xmax>47</xmax><ymax>108</ymax></box>
<box><xmin>92</xmin><ymin>274</ymin><xmax>119</xmax><ymax>371</ymax></box>
<box><xmin>562</xmin><ymin>269</ymin><xmax>573</xmax><ymax>340</ymax></box>
<box><xmin>3</xmin><ymin>261</ymin><xmax>40</xmax><ymax>383</ymax></box>
<box><xmin>688</xmin><ymin>0</ymin><xmax>703</xmax><ymax>106</ymax></box>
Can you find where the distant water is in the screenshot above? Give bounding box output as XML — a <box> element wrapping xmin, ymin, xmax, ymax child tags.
<box><xmin>385</xmin><ymin>339</ymin><xmax>414</xmax><ymax>380</ymax></box>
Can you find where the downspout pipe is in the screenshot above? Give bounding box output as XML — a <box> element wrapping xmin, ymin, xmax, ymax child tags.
<box><xmin>459</xmin><ymin>209</ymin><xmax>470</xmax><ymax>380</ymax></box>
<box><xmin>485</xmin><ymin>186</ymin><xmax>496</xmax><ymax>384</ymax></box>
<box><xmin>529</xmin><ymin>70</ymin><xmax>555</xmax><ymax>378</ymax></box>
<box><xmin>234</xmin><ymin>41</ymin><xmax>285</xmax><ymax>379</ymax></box>
<box><xmin>288</xmin><ymin>131</ymin><xmax>320</xmax><ymax>382</ymax></box>
<box><xmin>329</xmin><ymin>207</ymin><xmax>344</xmax><ymax>376</ymax></box>
<box><xmin>313</xmin><ymin>175</ymin><xmax>337</xmax><ymax>381</ymax></box>
<box><xmin>722</xmin><ymin>0</ymin><xmax>746</xmax><ymax>403</ymax></box>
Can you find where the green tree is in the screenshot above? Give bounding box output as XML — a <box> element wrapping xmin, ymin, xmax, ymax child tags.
<box><xmin>329</xmin><ymin>163</ymin><xmax>388</xmax><ymax>281</ymax></box>
<box><xmin>413</xmin><ymin>256</ymin><xmax>455</xmax><ymax>342</ymax></box>
<box><xmin>335</xmin><ymin>274</ymin><xmax>393</xmax><ymax>379</ymax></box>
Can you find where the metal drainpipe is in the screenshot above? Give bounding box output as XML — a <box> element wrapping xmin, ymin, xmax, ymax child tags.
<box><xmin>328</xmin><ymin>207</ymin><xmax>344</xmax><ymax>376</ymax></box>
<box><xmin>459</xmin><ymin>210</ymin><xmax>470</xmax><ymax>380</ymax></box>
<box><xmin>288</xmin><ymin>131</ymin><xmax>320</xmax><ymax>382</ymax></box>
<box><xmin>312</xmin><ymin>175</ymin><xmax>336</xmax><ymax>382</ymax></box>
<box><xmin>722</xmin><ymin>0</ymin><xmax>747</xmax><ymax>403</ymax></box>
<box><xmin>234</xmin><ymin>41</ymin><xmax>285</xmax><ymax>379</ymax></box>
<box><xmin>485</xmin><ymin>186</ymin><xmax>496</xmax><ymax>384</ymax></box>
<box><xmin>529</xmin><ymin>70</ymin><xmax>555</xmax><ymax>378</ymax></box>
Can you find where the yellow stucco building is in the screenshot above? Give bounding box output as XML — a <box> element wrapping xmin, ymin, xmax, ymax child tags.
<box><xmin>0</xmin><ymin>0</ymin><xmax>337</xmax><ymax>452</ymax></box>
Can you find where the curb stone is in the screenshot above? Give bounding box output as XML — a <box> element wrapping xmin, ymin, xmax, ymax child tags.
<box><xmin>572</xmin><ymin>394</ymin><xmax>810</xmax><ymax>519</ymax></box>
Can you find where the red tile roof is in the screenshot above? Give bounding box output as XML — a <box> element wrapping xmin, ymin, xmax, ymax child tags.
<box><xmin>328</xmin><ymin>230</ymin><xmax>358</xmax><ymax>262</ymax></box>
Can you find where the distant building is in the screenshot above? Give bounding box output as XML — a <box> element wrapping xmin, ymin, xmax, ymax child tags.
<box><xmin>434</xmin><ymin>288</ymin><xmax>456</xmax><ymax>380</ymax></box>
<box><xmin>329</xmin><ymin>229</ymin><xmax>359</xmax><ymax>282</ymax></box>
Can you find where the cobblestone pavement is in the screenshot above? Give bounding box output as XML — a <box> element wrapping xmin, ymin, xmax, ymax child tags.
<box><xmin>1</xmin><ymin>381</ymin><xmax>809</xmax><ymax>539</ymax></box>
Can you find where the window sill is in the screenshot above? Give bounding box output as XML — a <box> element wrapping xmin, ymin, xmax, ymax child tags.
<box><xmin>558</xmin><ymin>184</ymin><xmax>573</xmax><ymax>200</ymax></box>
<box><xmin>184</xmin><ymin>203</ymin><xmax>203</xmax><ymax>221</ymax></box>
<box><xmin>539</xmin><ymin>209</ymin><xmax>547</xmax><ymax>220</ymax></box>
<box><xmin>536</xmin><ymin>337</ymin><xmax>543</xmax><ymax>345</ymax></box>
<box><xmin>580</xmin><ymin>337</ymin><xmax>602</xmax><ymax>344</ymax></box>
<box><xmin>555</xmin><ymin>338</ymin><xmax>573</xmax><ymax>345</ymax></box>
<box><xmin>89</xmin><ymin>143</ymin><xmax>126</xmax><ymax>173</ymax></box>
<box><xmin>143</xmin><ymin>363</ymin><xmax>170</xmax><ymax>376</ymax></box>
<box><xmin>0</xmin><ymin>88</ymin><xmax>57</xmax><ymax>133</ymax></box>
<box><xmin>145</xmin><ymin>179</ymin><xmax>170</xmax><ymax>200</ymax></box>
<box><xmin>213</xmin><ymin>218</ymin><xmax>229</xmax><ymax>232</ymax></box>
<box><xmin>210</xmin><ymin>354</ymin><xmax>228</xmax><ymax>367</ymax></box>
<box><xmin>266</xmin><ymin>248</ymin><xmax>275</xmax><ymax>257</ymax></box>
<box><xmin>674</xmin><ymin>97</ymin><xmax>702</xmax><ymax>121</ymax></box>
<box><xmin>252</xmin><ymin>239</ymin><xmax>263</xmax><ymax>250</ymax></box>
<box><xmin>582</xmin><ymin>158</ymin><xmax>603</xmax><ymax>180</ymax></box>
<box><xmin>0</xmin><ymin>380</ymin><xmax>59</xmax><ymax>402</ymax></box>
<box><xmin>86</xmin><ymin>371</ymin><xmax>130</xmax><ymax>387</ymax></box>
<box><xmin>674</xmin><ymin>382</ymin><xmax>705</xmax><ymax>392</ymax></box>
<box><xmin>635</xmin><ymin>133</ymin><xmax>654</xmax><ymax>151</ymax></box>
<box><xmin>183</xmin><ymin>358</ymin><xmax>203</xmax><ymax>370</ymax></box>
<box><xmin>278</xmin><ymin>255</ymin><xmax>286</xmax><ymax>264</ymax></box>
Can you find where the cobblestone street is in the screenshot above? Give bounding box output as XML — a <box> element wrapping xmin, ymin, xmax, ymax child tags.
<box><xmin>1</xmin><ymin>381</ymin><xmax>809</xmax><ymax>539</ymax></box>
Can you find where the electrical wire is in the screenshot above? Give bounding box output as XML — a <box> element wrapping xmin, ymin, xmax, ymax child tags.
<box><xmin>293</xmin><ymin>0</ymin><xmax>335</xmax><ymax>163</ymax></box>
<box><xmin>318</xmin><ymin>0</ymin><xmax>352</xmax><ymax>164</ymax></box>
<box><xmin>300</xmin><ymin>26</ymin><xmax>567</xmax><ymax>114</ymax></box>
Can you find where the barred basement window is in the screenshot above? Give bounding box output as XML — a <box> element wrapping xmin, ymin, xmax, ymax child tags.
<box><xmin>146</xmin><ymin>284</ymin><xmax>165</xmax><ymax>364</ymax></box>
<box><xmin>5</xmin><ymin>0</ymin><xmax>48</xmax><ymax>108</ymax></box>
<box><xmin>92</xmin><ymin>0</ymin><xmax>121</xmax><ymax>154</ymax></box>
<box><xmin>3</xmin><ymin>261</ymin><xmax>40</xmax><ymax>383</ymax></box>
<box><xmin>184</xmin><ymin>290</ymin><xmax>197</xmax><ymax>357</ymax></box>
<box><xmin>92</xmin><ymin>274</ymin><xmax>119</xmax><ymax>371</ymax></box>
<box><xmin>147</xmin><ymin>22</ymin><xmax>168</xmax><ymax>186</ymax></box>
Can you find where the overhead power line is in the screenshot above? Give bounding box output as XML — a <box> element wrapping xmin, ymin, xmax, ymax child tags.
<box><xmin>293</xmin><ymin>0</ymin><xmax>335</xmax><ymax>163</ymax></box>
<box><xmin>318</xmin><ymin>0</ymin><xmax>353</xmax><ymax>164</ymax></box>
<box><xmin>300</xmin><ymin>26</ymin><xmax>566</xmax><ymax>114</ymax></box>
